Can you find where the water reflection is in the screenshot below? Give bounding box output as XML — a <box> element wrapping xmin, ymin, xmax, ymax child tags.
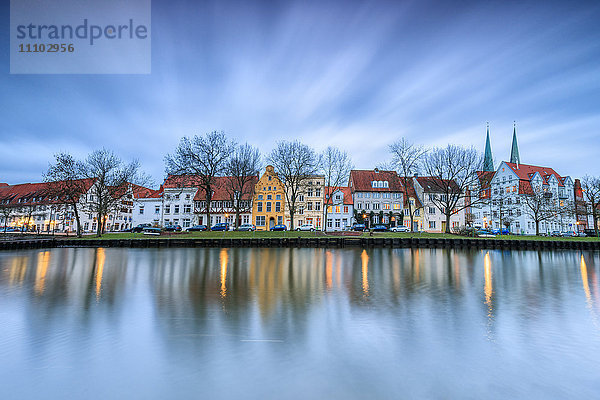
<box><xmin>1</xmin><ymin>248</ymin><xmax>600</xmax><ymax>399</ymax></box>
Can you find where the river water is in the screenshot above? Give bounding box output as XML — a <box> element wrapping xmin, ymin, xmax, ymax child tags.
<box><xmin>1</xmin><ymin>247</ymin><xmax>599</xmax><ymax>399</ymax></box>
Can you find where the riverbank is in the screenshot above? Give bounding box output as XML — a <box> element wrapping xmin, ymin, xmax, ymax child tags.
<box><xmin>1</xmin><ymin>234</ymin><xmax>599</xmax><ymax>251</ymax></box>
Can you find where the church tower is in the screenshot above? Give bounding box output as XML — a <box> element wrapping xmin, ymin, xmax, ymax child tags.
<box><xmin>510</xmin><ymin>122</ymin><xmax>520</xmax><ymax>165</ymax></box>
<box><xmin>483</xmin><ymin>122</ymin><xmax>494</xmax><ymax>172</ymax></box>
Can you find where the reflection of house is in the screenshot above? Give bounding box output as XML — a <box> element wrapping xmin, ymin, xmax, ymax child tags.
<box><xmin>325</xmin><ymin>187</ymin><xmax>353</xmax><ymax>231</ymax></box>
<box><xmin>253</xmin><ymin>166</ymin><xmax>285</xmax><ymax>230</ymax></box>
<box><xmin>349</xmin><ymin>169</ymin><xmax>404</xmax><ymax>227</ymax></box>
<box><xmin>285</xmin><ymin>175</ymin><xmax>324</xmax><ymax>230</ymax></box>
<box><xmin>194</xmin><ymin>176</ymin><xmax>257</xmax><ymax>227</ymax></box>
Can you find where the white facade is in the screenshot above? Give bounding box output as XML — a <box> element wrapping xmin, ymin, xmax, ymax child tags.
<box><xmin>472</xmin><ymin>162</ymin><xmax>576</xmax><ymax>235</ymax></box>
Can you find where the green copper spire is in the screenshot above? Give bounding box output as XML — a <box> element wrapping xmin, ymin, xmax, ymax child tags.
<box><xmin>510</xmin><ymin>121</ymin><xmax>520</xmax><ymax>164</ymax></box>
<box><xmin>483</xmin><ymin>122</ymin><xmax>494</xmax><ymax>172</ymax></box>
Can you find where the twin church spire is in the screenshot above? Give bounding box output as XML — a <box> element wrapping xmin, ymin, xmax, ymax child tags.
<box><xmin>482</xmin><ymin>121</ymin><xmax>520</xmax><ymax>172</ymax></box>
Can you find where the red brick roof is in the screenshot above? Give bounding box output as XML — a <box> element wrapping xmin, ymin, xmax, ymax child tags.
<box><xmin>0</xmin><ymin>183</ymin><xmax>8</xmax><ymax>187</ymax></box>
<box><xmin>193</xmin><ymin>176</ymin><xmax>258</xmax><ymax>202</ymax></box>
<box><xmin>0</xmin><ymin>179</ymin><xmax>95</xmax><ymax>206</ymax></box>
<box><xmin>325</xmin><ymin>186</ymin><xmax>353</xmax><ymax>205</ymax></box>
<box><xmin>399</xmin><ymin>177</ymin><xmax>422</xmax><ymax>208</ymax></box>
<box><xmin>349</xmin><ymin>169</ymin><xmax>403</xmax><ymax>192</ymax></box>
<box><xmin>132</xmin><ymin>184</ymin><xmax>162</xmax><ymax>199</ymax></box>
<box><xmin>415</xmin><ymin>177</ymin><xmax>461</xmax><ymax>194</ymax></box>
<box><xmin>163</xmin><ymin>174</ymin><xmax>204</xmax><ymax>188</ymax></box>
<box><xmin>504</xmin><ymin>162</ymin><xmax>565</xmax><ymax>187</ymax></box>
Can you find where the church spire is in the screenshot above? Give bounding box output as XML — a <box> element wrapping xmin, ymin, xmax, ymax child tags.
<box><xmin>483</xmin><ymin>122</ymin><xmax>494</xmax><ymax>172</ymax></box>
<box><xmin>510</xmin><ymin>121</ymin><xmax>520</xmax><ymax>165</ymax></box>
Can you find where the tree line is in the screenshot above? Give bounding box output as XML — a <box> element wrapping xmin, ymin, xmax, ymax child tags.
<box><xmin>2</xmin><ymin>131</ymin><xmax>599</xmax><ymax>237</ymax></box>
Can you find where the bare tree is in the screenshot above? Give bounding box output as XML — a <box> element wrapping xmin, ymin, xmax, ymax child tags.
<box><xmin>422</xmin><ymin>145</ymin><xmax>484</xmax><ymax>233</ymax></box>
<box><xmin>0</xmin><ymin>199</ymin><xmax>15</xmax><ymax>234</ymax></box>
<box><xmin>268</xmin><ymin>140</ymin><xmax>318</xmax><ymax>231</ymax></box>
<box><xmin>521</xmin><ymin>185</ymin><xmax>558</xmax><ymax>235</ymax></box>
<box><xmin>389</xmin><ymin>138</ymin><xmax>427</xmax><ymax>232</ymax></box>
<box><xmin>81</xmin><ymin>149</ymin><xmax>143</xmax><ymax>237</ymax></box>
<box><xmin>165</xmin><ymin>131</ymin><xmax>234</xmax><ymax>230</ymax></box>
<box><xmin>224</xmin><ymin>143</ymin><xmax>261</xmax><ymax>229</ymax></box>
<box><xmin>44</xmin><ymin>152</ymin><xmax>90</xmax><ymax>237</ymax></box>
<box><xmin>581</xmin><ymin>176</ymin><xmax>600</xmax><ymax>237</ymax></box>
<box><xmin>320</xmin><ymin>146</ymin><xmax>352</xmax><ymax>232</ymax></box>
<box><xmin>491</xmin><ymin>188</ymin><xmax>515</xmax><ymax>233</ymax></box>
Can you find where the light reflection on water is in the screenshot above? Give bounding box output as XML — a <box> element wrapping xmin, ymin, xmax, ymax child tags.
<box><xmin>1</xmin><ymin>247</ymin><xmax>600</xmax><ymax>399</ymax></box>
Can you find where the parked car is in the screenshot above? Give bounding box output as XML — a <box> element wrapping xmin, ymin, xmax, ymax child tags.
<box><xmin>270</xmin><ymin>224</ymin><xmax>287</xmax><ymax>231</ymax></box>
<box><xmin>390</xmin><ymin>225</ymin><xmax>409</xmax><ymax>232</ymax></box>
<box><xmin>351</xmin><ymin>224</ymin><xmax>368</xmax><ymax>232</ymax></box>
<box><xmin>211</xmin><ymin>223</ymin><xmax>230</xmax><ymax>231</ymax></box>
<box><xmin>237</xmin><ymin>224</ymin><xmax>256</xmax><ymax>231</ymax></box>
<box><xmin>142</xmin><ymin>227</ymin><xmax>161</xmax><ymax>235</ymax></box>
<box><xmin>583</xmin><ymin>229</ymin><xmax>598</xmax><ymax>237</ymax></box>
<box><xmin>120</xmin><ymin>227</ymin><xmax>133</xmax><ymax>232</ymax></box>
<box><xmin>561</xmin><ymin>231</ymin><xmax>577</xmax><ymax>237</ymax></box>
<box><xmin>133</xmin><ymin>223</ymin><xmax>152</xmax><ymax>233</ymax></box>
<box><xmin>492</xmin><ymin>228</ymin><xmax>510</xmax><ymax>235</ymax></box>
<box><xmin>372</xmin><ymin>225</ymin><xmax>388</xmax><ymax>232</ymax></box>
<box><xmin>477</xmin><ymin>229</ymin><xmax>496</xmax><ymax>238</ymax></box>
<box><xmin>164</xmin><ymin>225</ymin><xmax>182</xmax><ymax>232</ymax></box>
<box><xmin>296</xmin><ymin>224</ymin><xmax>316</xmax><ymax>231</ymax></box>
<box><xmin>550</xmin><ymin>231</ymin><xmax>561</xmax><ymax>237</ymax></box>
<box><xmin>186</xmin><ymin>225</ymin><xmax>207</xmax><ymax>232</ymax></box>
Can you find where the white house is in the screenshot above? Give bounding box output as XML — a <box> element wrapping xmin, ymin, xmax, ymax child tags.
<box><xmin>324</xmin><ymin>186</ymin><xmax>353</xmax><ymax>231</ymax></box>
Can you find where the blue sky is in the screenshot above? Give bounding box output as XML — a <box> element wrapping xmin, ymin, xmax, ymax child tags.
<box><xmin>1</xmin><ymin>0</ymin><xmax>599</xmax><ymax>186</ymax></box>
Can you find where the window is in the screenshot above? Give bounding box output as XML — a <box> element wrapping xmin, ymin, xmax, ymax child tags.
<box><xmin>183</xmin><ymin>219</ymin><xmax>191</xmax><ymax>228</ymax></box>
<box><xmin>165</xmin><ymin>205</ymin><xmax>170</xmax><ymax>214</ymax></box>
<box><xmin>268</xmin><ymin>186</ymin><xmax>271</xmax><ymax>191</ymax></box>
<box><xmin>357</xmin><ymin>202</ymin><xmax>362</xmax><ymax>209</ymax></box>
<box><xmin>276</xmin><ymin>194</ymin><xmax>281</xmax><ymax>200</ymax></box>
<box><xmin>257</xmin><ymin>202</ymin><xmax>263</xmax><ymax>212</ymax></box>
<box><xmin>415</xmin><ymin>209</ymin><xmax>420</xmax><ymax>216</ymax></box>
<box><xmin>277</xmin><ymin>216</ymin><xmax>283</xmax><ymax>225</ymax></box>
<box><xmin>315</xmin><ymin>202</ymin><xmax>321</xmax><ymax>211</ymax></box>
<box><xmin>186</xmin><ymin>194</ymin><xmax>191</xmax><ymax>200</ymax></box>
<box><xmin>275</xmin><ymin>202</ymin><xmax>281</xmax><ymax>212</ymax></box>
<box><xmin>299</xmin><ymin>206</ymin><xmax>304</xmax><ymax>215</ymax></box>
<box><xmin>243</xmin><ymin>215</ymin><xmax>249</xmax><ymax>224</ymax></box>
<box><xmin>215</xmin><ymin>216</ymin><xmax>221</xmax><ymax>223</ymax></box>
<box><xmin>373</xmin><ymin>203</ymin><xmax>380</xmax><ymax>210</ymax></box>
<box><xmin>266</xmin><ymin>202</ymin><xmax>272</xmax><ymax>212</ymax></box>
<box><xmin>365</xmin><ymin>203</ymin><xmax>370</xmax><ymax>210</ymax></box>
<box><xmin>404</xmin><ymin>209</ymin><xmax>409</xmax><ymax>216</ymax></box>
<box><xmin>308</xmin><ymin>189</ymin><xmax>313</xmax><ymax>197</ymax></box>
<box><xmin>335</xmin><ymin>206</ymin><xmax>340</xmax><ymax>213</ymax></box>
<box><xmin>393</xmin><ymin>203</ymin><xmax>401</xmax><ymax>210</ymax></box>
<box><xmin>256</xmin><ymin>216</ymin><xmax>265</xmax><ymax>226</ymax></box>
<box><xmin>307</xmin><ymin>202</ymin><xmax>313</xmax><ymax>211</ymax></box>
<box><xmin>139</xmin><ymin>206</ymin><xmax>144</xmax><ymax>215</ymax></box>
<box><xmin>343</xmin><ymin>206</ymin><xmax>348</xmax><ymax>213</ymax></box>
<box><xmin>315</xmin><ymin>189</ymin><xmax>321</xmax><ymax>197</ymax></box>
<box><xmin>174</xmin><ymin>205</ymin><xmax>180</xmax><ymax>214</ymax></box>
<box><xmin>184</xmin><ymin>204</ymin><xmax>191</xmax><ymax>213</ymax></box>
<box><xmin>268</xmin><ymin>176</ymin><xmax>272</xmax><ymax>181</ymax></box>
<box><xmin>155</xmin><ymin>206</ymin><xmax>160</xmax><ymax>214</ymax></box>
<box><xmin>428</xmin><ymin>207</ymin><xmax>435</xmax><ymax>214</ymax></box>
<box><xmin>258</xmin><ymin>195</ymin><xmax>264</xmax><ymax>200</ymax></box>
<box><xmin>383</xmin><ymin>203</ymin><xmax>390</xmax><ymax>210</ymax></box>
<box><xmin>299</xmin><ymin>194</ymin><xmax>305</xmax><ymax>202</ymax></box>
<box><xmin>327</xmin><ymin>219</ymin><xmax>333</xmax><ymax>228</ymax></box>
<box><xmin>267</xmin><ymin>194</ymin><xmax>272</xmax><ymax>200</ymax></box>
<box><xmin>429</xmin><ymin>221</ymin><xmax>436</xmax><ymax>229</ymax></box>
<box><xmin>335</xmin><ymin>219</ymin><xmax>341</xmax><ymax>228</ymax></box>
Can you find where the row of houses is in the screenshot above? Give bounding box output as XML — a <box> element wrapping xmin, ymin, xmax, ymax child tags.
<box><xmin>1</xmin><ymin>128</ymin><xmax>597</xmax><ymax>234</ymax></box>
<box><xmin>0</xmin><ymin>166</ymin><xmax>466</xmax><ymax>233</ymax></box>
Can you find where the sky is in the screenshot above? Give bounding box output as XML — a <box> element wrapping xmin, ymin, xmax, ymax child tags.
<box><xmin>1</xmin><ymin>0</ymin><xmax>599</xmax><ymax>187</ymax></box>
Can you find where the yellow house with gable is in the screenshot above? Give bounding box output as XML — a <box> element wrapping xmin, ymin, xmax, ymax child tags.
<box><xmin>253</xmin><ymin>165</ymin><xmax>286</xmax><ymax>230</ymax></box>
